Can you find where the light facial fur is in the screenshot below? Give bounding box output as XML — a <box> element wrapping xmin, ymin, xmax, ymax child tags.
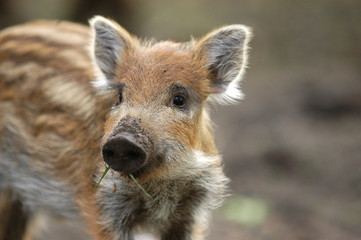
<box><xmin>0</xmin><ymin>16</ymin><xmax>252</xmax><ymax>240</ymax></box>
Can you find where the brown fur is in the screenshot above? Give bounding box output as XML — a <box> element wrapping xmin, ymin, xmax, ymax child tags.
<box><xmin>0</xmin><ymin>18</ymin><xmax>251</xmax><ymax>240</ymax></box>
<box><xmin>0</xmin><ymin>21</ymin><xmax>108</xmax><ymax>238</ymax></box>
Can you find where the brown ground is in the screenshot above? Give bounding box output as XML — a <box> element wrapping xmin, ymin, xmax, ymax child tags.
<box><xmin>2</xmin><ymin>0</ymin><xmax>360</xmax><ymax>239</ymax></box>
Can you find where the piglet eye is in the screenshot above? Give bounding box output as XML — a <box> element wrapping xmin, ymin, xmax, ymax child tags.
<box><xmin>114</xmin><ymin>92</ymin><xmax>123</xmax><ymax>107</ymax></box>
<box><xmin>118</xmin><ymin>92</ymin><xmax>123</xmax><ymax>103</ymax></box>
<box><xmin>173</xmin><ymin>95</ymin><xmax>186</xmax><ymax>108</ymax></box>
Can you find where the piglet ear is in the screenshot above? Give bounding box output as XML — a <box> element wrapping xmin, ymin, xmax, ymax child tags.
<box><xmin>195</xmin><ymin>25</ymin><xmax>252</xmax><ymax>104</ymax></box>
<box><xmin>89</xmin><ymin>16</ymin><xmax>134</xmax><ymax>91</ymax></box>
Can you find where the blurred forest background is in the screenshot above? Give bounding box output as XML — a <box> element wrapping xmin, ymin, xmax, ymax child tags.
<box><xmin>1</xmin><ymin>0</ymin><xmax>360</xmax><ymax>239</ymax></box>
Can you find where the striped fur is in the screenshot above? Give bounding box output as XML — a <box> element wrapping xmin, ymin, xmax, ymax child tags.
<box><xmin>0</xmin><ymin>18</ymin><xmax>251</xmax><ymax>240</ymax></box>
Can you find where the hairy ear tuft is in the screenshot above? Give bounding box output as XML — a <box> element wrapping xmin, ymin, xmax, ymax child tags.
<box><xmin>89</xmin><ymin>16</ymin><xmax>133</xmax><ymax>91</ymax></box>
<box><xmin>195</xmin><ymin>25</ymin><xmax>252</xmax><ymax>104</ymax></box>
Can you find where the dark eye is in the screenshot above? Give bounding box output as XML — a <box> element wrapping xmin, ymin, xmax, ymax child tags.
<box><xmin>114</xmin><ymin>92</ymin><xmax>123</xmax><ymax>108</ymax></box>
<box><xmin>118</xmin><ymin>92</ymin><xmax>123</xmax><ymax>103</ymax></box>
<box><xmin>173</xmin><ymin>94</ymin><xmax>186</xmax><ymax>108</ymax></box>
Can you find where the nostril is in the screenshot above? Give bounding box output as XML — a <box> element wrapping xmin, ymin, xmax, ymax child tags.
<box><xmin>126</xmin><ymin>150</ymin><xmax>139</xmax><ymax>160</ymax></box>
<box><xmin>102</xmin><ymin>135</ymin><xmax>147</xmax><ymax>173</ymax></box>
<box><xmin>102</xmin><ymin>145</ymin><xmax>118</xmax><ymax>171</ymax></box>
<box><xmin>103</xmin><ymin>148</ymin><xmax>115</xmax><ymax>161</ymax></box>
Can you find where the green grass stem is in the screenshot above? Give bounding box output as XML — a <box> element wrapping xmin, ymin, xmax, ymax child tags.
<box><xmin>93</xmin><ymin>167</ymin><xmax>150</xmax><ymax>198</ymax></box>
<box><xmin>129</xmin><ymin>173</ymin><xmax>151</xmax><ymax>197</ymax></box>
<box><xmin>93</xmin><ymin>166</ymin><xmax>110</xmax><ymax>191</ymax></box>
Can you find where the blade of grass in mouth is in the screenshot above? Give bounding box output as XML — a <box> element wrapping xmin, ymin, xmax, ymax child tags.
<box><xmin>93</xmin><ymin>166</ymin><xmax>110</xmax><ymax>191</ymax></box>
<box><xmin>93</xmin><ymin>168</ymin><xmax>151</xmax><ymax>197</ymax></box>
<box><xmin>129</xmin><ymin>173</ymin><xmax>151</xmax><ymax>197</ymax></box>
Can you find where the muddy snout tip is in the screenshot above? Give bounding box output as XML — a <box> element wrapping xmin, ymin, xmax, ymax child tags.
<box><xmin>102</xmin><ymin>134</ymin><xmax>147</xmax><ymax>173</ymax></box>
